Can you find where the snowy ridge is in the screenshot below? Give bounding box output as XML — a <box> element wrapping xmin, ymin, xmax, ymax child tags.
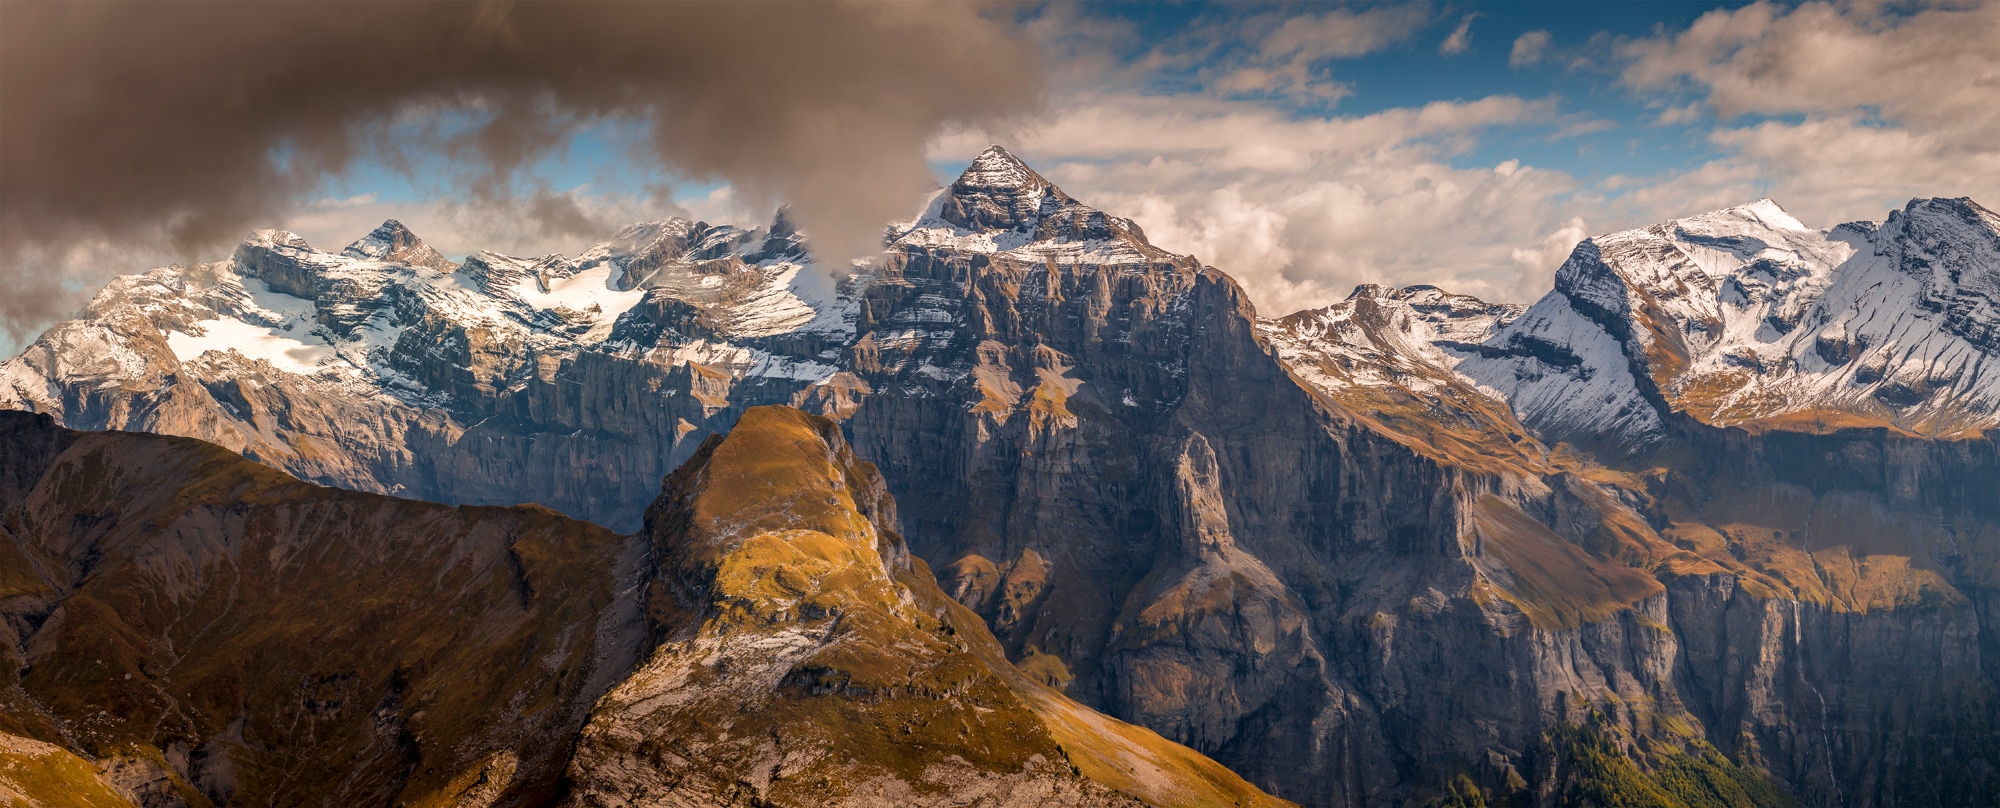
<box><xmin>0</xmin><ymin>212</ymin><xmax>860</xmax><ymax>424</ymax></box>
<box><xmin>1449</xmin><ymin>290</ymin><xmax>1668</xmax><ymax>447</ymax></box>
<box><xmin>1263</xmin><ymin>284</ymin><xmax>1520</xmax><ymax>397</ymax></box>
<box><xmin>1454</xmin><ymin>196</ymin><xmax>2000</xmax><ymax>446</ymax></box>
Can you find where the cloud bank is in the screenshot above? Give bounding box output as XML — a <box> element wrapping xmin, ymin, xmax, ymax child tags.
<box><xmin>1614</xmin><ymin>0</ymin><xmax>2000</xmax><ymax>226</ymax></box>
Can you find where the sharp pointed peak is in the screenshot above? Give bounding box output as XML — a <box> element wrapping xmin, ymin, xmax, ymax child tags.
<box><xmin>342</xmin><ymin>218</ymin><xmax>456</xmax><ymax>269</ymax></box>
<box><xmin>954</xmin><ymin>144</ymin><xmax>1048</xmax><ymax>191</ymax></box>
<box><xmin>344</xmin><ymin>219</ymin><xmax>423</xmax><ymax>256</ymax></box>
<box><xmin>974</xmin><ymin>143</ymin><xmax>1022</xmax><ymax>163</ymax></box>
<box><xmin>367</xmin><ymin>218</ymin><xmax>421</xmax><ymax>243</ymax></box>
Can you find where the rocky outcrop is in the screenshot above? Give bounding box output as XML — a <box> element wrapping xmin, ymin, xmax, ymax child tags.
<box><xmin>563</xmin><ymin>406</ymin><xmax>1290</xmax><ymax>808</ymax></box>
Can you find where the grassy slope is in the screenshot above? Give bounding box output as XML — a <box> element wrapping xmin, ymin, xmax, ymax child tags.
<box><xmin>0</xmin><ymin>733</ymin><xmax>134</xmax><ymax>808</ymax></box>
<box><xmin>0</xmin><ymin>412</ymin><xmax>632</xmax><ymax>805</ymax></box>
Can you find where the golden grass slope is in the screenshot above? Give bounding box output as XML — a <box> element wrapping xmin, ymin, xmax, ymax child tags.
<box><xmin>0</xmin><ymin>733</ymin><xmax>134</xmax><ymax>808</ymax></box>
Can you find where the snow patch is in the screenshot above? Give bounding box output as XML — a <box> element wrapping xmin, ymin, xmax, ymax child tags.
<box><xmin>511</xmin><ymin>266</ymin><xmax>647</xmax><ymax>342</ymax></box>
<box><xmin>168</xmin><ymin>317</ymin><xmax>338</xmax><ymax>375</ymax></box>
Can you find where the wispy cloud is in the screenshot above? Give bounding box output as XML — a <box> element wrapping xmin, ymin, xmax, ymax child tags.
<box><xmin>1510</xmin><ymin>30</ymin><xmax>1551</xmax><ymax>67</ymax></box>
<box><xmin>1439</xmin><ymin>14</ymin><xmax>1478</xmax><ymax>56</ymax></box>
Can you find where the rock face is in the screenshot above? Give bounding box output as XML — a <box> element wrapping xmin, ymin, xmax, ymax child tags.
<box><xmin>5</xmin><ymin>147</ymin><xmax>1999</xmax><ymax>806</ymax></box>
<box><xmin>0</xmin><ymin>408</ymin><xmax>1288</xmax><ymax>807</ymax></box>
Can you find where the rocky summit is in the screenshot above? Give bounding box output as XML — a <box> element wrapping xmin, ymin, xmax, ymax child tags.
<box><xmin>4</xmin><ymin>147</ymin><xmax>2000</xmax><ymax>806</ymax></box>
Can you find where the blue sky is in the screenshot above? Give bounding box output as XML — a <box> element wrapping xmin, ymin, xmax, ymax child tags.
<box><xmin>243</xmin><ymin>1</ymin><xmax>2000</xmax><ymax>316</ymax></box>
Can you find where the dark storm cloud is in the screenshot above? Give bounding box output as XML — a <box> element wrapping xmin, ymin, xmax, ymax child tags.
<box><xmin>0</xmin><ymin>0</ymin><xmax>1042</xmax><ymax>336</ymax></box>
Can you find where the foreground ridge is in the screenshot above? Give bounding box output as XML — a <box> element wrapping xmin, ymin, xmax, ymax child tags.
<box><xmin>0</xmin><ymin>407</ymin><xmax>1289</xmax><ymax>806</ymax></box>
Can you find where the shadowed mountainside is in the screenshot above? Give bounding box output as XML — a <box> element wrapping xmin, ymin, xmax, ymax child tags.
<box><xmin>0</xmin><ymin>407</ymin><xmax>1288</xmax><ymax>807</ymax></box>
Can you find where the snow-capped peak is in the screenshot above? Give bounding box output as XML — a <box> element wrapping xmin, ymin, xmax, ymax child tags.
<box><xmin>889</xmin><ymin>147</ymin><xmax>1175</xmax><ymax>265</ymax></box>
<box><xmin>1693</xmin><ymin>198</ymin><xmax>1809</xmax><ymax>233</ymax></box>
<box><xmin>1455</xmin><ymin>195</ymin><xmax>2000</xmax><ymax>447</ymax></box>
<box><xmin>343</xmin><ymin>219</ymin><xmax>418</xmax><ymax>258</ymax></box>
<box><xmin>341</xmin><ymin>219</ymin><xmax>456</xmax><ymax>270</ymax></box>
<box><xmin>953</xmin><ymin>145</ymin><xmax>1048</xmax><ymax>192</ymax></box>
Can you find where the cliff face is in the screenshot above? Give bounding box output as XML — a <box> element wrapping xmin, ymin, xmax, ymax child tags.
<box><xmin>1644</xmin><ymin>423</ymin><xmax>2000</xmax><ymax>807</ymax></box>
<box><xmin>564</xmin><ymin>406</ymin><xmax>1289</xmax><ymax>808</ymax></box>
<box><xmin>0</xmin><ymin>408</ymin><xmax>1285</xmax><ymax>808</ymax></box>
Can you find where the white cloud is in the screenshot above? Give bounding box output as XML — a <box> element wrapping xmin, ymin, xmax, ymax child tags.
<box><xmin>1440</xmin><ymin>14</ymin><xmax>1477</xmax><ymax>56</ymax></box>
<box><xmin>1258</xmin><ymin>5</ymin><xmax>1434</xmax><ymax>62</ymax></box>
<box><xmin>280</xmin><ymin>189</ymin><xmax>695</xmax><ymax>261</ymax></box>
<box><xmin>937</xmin><ymin>92</ymin><xmax>1595</xmax><ymax>314</ymax></box>
<box><xmin>1510</xmin><ymin>30</ymin><xmax>1551</xmax><ymax>67</ymax></box>
<box><xmin>1039</xmin><ymin>4</ymin><xmax>1434</xmax><ymax>104</ymax></box>
<box><xmin>1618</xmin><ymin>0</ymin><xmax>2000</xmax><ymax>225</ymax></box>
<box><xmin>1510</xmin><ymin>216</ymin><xmax>1589</xmax><ymax>294</ymax></box>
<box><xmin>1551</xmin><ymin>119</ymin><xmax>1618</xmax><ymax>140</ymax></box>
<box><xmin>1651</xmin><ymin>103</ymin><xmax>1703</xmax><ymax>127</ymax></box>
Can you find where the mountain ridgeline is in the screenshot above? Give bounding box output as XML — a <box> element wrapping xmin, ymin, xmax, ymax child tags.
<box><xmin>5</xmin><ymin>146</ymin><xmax>1999</xmax><ymax>806</ymax></box>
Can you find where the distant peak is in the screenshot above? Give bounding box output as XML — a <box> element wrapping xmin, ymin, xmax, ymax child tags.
<box><xmin>1733</xmin><ymin>198</ymin><xmax>1806</xmax><ymax>229</ymax></box>
<box><xmin>372</xmin><ymin>218</ymin><xmax>419</xmax><ymax>242</ymax></box>
<box><xmin>1662</xmin><ymin>197</ymin><xmax>1807</xmax><ymax>235</ymax></box>
<box><xmin>344</xmin><ymin>219</ymin><xmax>422</xmax><ymax>257</ymax></box>
<box><xmin>953</xmin><ymin>145</ymin><xmax>1048</xmax><ymax>191</ymax></box>
<box><xmin>1902</xmin><ymin>196</ymin><xmax>1997</xmax><ymax>222</ymax></box>
<box><xmin>1346</xmin><ymin>284</ymin><xmax>1397</xmax><ymax>301</ymax></box>
<box><xmin>343</xmin><ymin>219</ymin><xmax>456</xmax><ymax>269</ymax></box>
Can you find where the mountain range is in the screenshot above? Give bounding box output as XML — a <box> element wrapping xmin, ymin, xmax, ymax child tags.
<box><xmin>4</xmin><ymin>146</ymin><xmax>1997</xmax><ymax>807</ymax></box>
